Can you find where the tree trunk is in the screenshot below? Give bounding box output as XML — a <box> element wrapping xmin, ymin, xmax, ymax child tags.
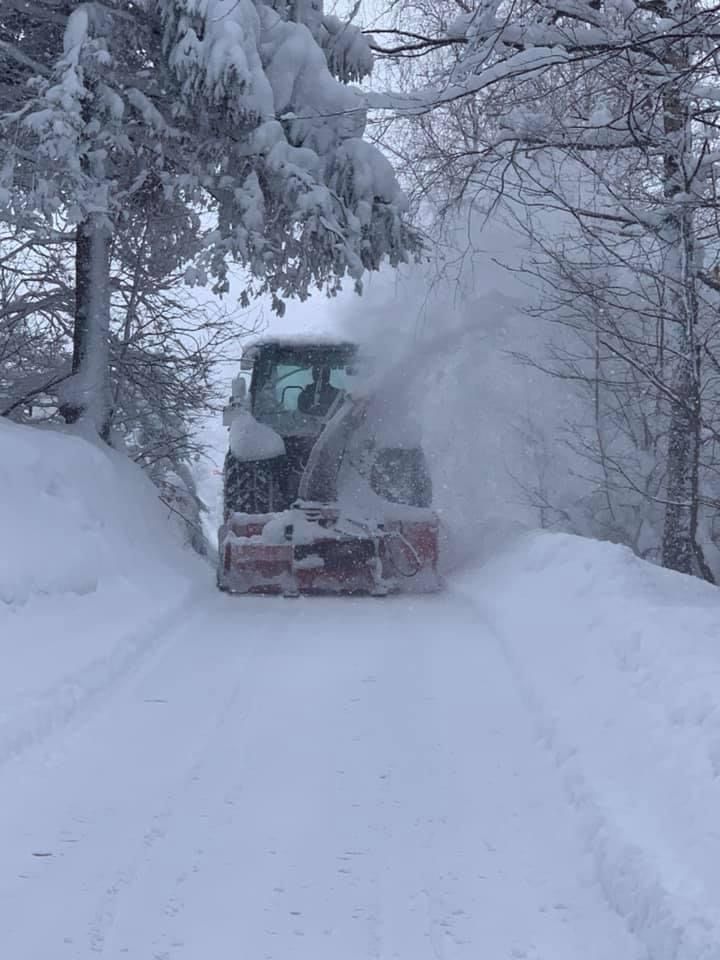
<box><xmin>59</xmin><ymin>214</ymin><xmax>113</xmax><ymax>440</ymax></box>
<box><xmin>661</xmin><ymin>329</ymin><xmax>700</xmax><ymax>574</ymax></box>
<box><xmin>659</xmin><ymin>13</ymin><xmax>701</xmax><ymax>575</ymax></box>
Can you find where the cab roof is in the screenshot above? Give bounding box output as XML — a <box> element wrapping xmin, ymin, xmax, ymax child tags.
<box><xmin>242</xmin><ymin>335</ymin><xmax>357</xmax><ymax>362</ymax></box>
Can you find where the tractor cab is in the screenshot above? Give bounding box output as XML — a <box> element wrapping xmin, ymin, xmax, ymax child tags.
<box><xmin>223</xmin><ymin>340</ymin><xmax>363</xmax><ymax>517</ymax></box>
<box><xmin>243</xmin><ymin>340</ymin><xmax>358</xmax><ymax>435</ymax></box>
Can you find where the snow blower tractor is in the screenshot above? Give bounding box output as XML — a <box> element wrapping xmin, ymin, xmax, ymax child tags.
<box><xmin>217</xmin><ymin>338</ymin><xmax>441</xmax><ymax>596</ymax></box>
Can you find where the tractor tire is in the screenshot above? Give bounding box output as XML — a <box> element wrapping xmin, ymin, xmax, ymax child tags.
<box><xmin>223</xmin><ymin>453</ymin><xmax>281</xmax><ymax>519</ymax></box>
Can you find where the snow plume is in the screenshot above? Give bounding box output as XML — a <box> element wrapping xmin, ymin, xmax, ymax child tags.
<box><xmin>335</xmin><ymin>207</ymin><xmax>582</xmax><ymax>570</ymax></box>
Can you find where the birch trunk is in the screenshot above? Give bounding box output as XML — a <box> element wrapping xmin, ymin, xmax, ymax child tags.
<box><xmin>659</xmin><ymin>14</ymin><xmax>702</xmax><ymax>574</ymax></box>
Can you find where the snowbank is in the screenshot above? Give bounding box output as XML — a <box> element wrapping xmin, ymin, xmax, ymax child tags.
<box><xmin>462</xmin><ymin>532</ymin><xmax>720</xmax><ymax>960</ymax></box>
<box><xmin>0</xmin><ymin>420</ymin><xmax>205</xmax><ymax>764</ymax></box>
<box><xmin>0</xmin><ymin>420</ymin><xmax>198</xmax><ymax>605</ymax></box>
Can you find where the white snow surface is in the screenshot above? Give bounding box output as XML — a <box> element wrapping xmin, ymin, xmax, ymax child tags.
<box><xmin>5</xmin><ymin>420</ymin><xmax>720</xmax><ymax>959</ymax></box>
<box><xmin>229</xmin><ymin>410</ymin><xmax>285</xmax><ymax>460</ymax></box>
<box><xmin>0</xmin><ymin>420</ymin><xmax>200</xmax><ymax>761</ymax></box>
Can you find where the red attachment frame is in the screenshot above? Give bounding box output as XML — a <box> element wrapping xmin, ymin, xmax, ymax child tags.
<box><xmin>218</xmin><ymin>509</ymin><xmax>441</xmax><ymax>596</ymax></box>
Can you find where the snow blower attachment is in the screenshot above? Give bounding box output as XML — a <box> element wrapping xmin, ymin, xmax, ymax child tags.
<box><xmin>217</xmin><ymin>338</ymin><xmax>441</xmax><ymax>596</ymax></box>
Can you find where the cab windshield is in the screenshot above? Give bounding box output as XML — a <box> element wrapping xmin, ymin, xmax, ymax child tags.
<box><xmin>252</xmin><ymin>347</ymin><xmax>357</xmax><ymax>431</ymax></box>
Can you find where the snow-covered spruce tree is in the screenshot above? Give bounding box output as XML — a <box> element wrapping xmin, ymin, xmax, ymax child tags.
<box><xmin>157</xmin><ymin>0</ymin><xmax>419</xmax><ymax>297</ymax></box>
<box><xmin>372</xmin><ymin>0</ymin><xmax>720</xmax><ymax>576</ymax></box>
<box><xmin>0</xmin><ymin>0</ymin><xmax>419</xmax><ymax>436</ymax></box>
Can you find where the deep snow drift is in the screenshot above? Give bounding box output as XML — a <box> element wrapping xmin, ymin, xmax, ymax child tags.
<box><xmin>471</xmin><ymin>532</ymin><xmax>720</xmax><ymax>960</ymax></box>
<box><xmin>0</xmin><ymin>420</ymin><xmax>201</xmax><ymax>767</ymax></box>
<box><xmin>0</xmin><ymin>419</ymin><xmax>197</xmax><ymax>607</ymax></box>
<box><xmin>460</xmin><ymin>534</ymin><xmax>720</xmax><ymax>960</ymax></box>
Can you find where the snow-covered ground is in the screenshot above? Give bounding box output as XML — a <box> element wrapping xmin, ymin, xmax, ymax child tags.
<box><xmin>0</xmin><ymin>419</ymin><xmax>201</xmax><ymax>770</ymax></box>
<box><xmin>4</xmin><ymin>420</ymin><xmax>720</xmax><ymax>959</ymax></box>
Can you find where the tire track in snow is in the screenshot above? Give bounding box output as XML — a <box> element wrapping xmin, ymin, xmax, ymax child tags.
<box><xmin>0</xmin><ymin>585</ymin><xmax>206</xmax><ymax>771</ymax></box>
<box><xmin>461</xmin><ymin>588</ymin><xmax>720</xmax><ymax>960</ymax></box>
<box><xmin>84</xmin><ymin>621</ymin><xmax>263</xmax><ymax>956</ymax></box>
<box><xmin>2</xmin><ymin>591</ymin><xmax>648</xmax><ymax>959</ymax></box>
<box><xmin>88</xmin><ymin>597</ymin><xmax>413</xmax><ymax>960</ymax></box>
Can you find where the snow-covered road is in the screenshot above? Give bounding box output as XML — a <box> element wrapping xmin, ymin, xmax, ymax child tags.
<box><xmin>1</xmin><ymin>586</ymin><xmax>642</xmax><ymax>960</ymax></box>
<box><xmin>7</xmin><ymin>385</ymin><xmax>720</xmax><ymax>960</ymax></box>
